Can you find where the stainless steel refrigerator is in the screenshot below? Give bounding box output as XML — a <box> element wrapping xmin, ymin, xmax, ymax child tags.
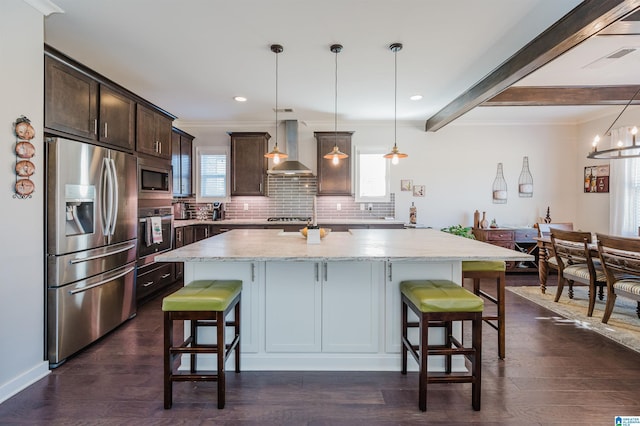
<box><xmin>46</xmin><ymin>137</ymin><xmax>138</xmax><ymax>367</ymax></box>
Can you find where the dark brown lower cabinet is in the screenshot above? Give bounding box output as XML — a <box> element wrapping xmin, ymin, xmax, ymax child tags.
<box><xmin>136</xmin><ymin>262</ymin><xmax>175</xmax><ymax>302</ymax></box>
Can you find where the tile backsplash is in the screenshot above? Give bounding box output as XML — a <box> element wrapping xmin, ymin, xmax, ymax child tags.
<box><xmin>175</xmin><ymin>175</ymin><xmax>395</xmax><ymax>220</ymax></box>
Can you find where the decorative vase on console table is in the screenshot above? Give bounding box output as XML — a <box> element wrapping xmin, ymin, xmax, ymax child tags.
<box><xmin>480</xmin><ymin>211</ymin><xmax>489</xmax><ymax>229</ymax></box>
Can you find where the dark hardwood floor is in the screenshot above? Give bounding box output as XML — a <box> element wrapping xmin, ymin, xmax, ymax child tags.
<box><xmin>2</xmin><ymin>274</ymin><xmax>640</xmax><ymax>425</ymax></box>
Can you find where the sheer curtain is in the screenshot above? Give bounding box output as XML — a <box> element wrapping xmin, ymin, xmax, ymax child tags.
<box><xmin>609</xmin><ymin>127</ymin><xmax>640</xmax><ymax>237</ymax></box>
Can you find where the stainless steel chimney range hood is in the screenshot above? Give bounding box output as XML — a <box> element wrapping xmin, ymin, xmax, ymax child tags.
<box><xmin>268</xmin><ymin>120</ymin><xmax>313</xmax><ymax>175</ymax></box>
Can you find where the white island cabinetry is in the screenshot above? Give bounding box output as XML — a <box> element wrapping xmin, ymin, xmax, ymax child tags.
<box><xmin>187</xmin><ymin>260</ymin><xmax>261</xmax><ymax>353</ymax></box>
<box><xmin>265</xmin><ymin>261</ymin><xmax>382</xmax><ymax>354</ymax></box>
<box><xmin>157</xmin><ymin>229</ymin><xmax>532</xmax><ymax>371</ymax></box>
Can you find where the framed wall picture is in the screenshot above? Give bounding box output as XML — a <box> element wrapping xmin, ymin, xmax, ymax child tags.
<box><xmin>401</xmin><ymin>179</ymin><xmax>412</xmax><ymax>191</ymax></box>
<box><xmin>584</xmin><ymin>165</ymin><xmax>609</xmax><ymax>193</ymax></box>
<box><xmin>413</xmin><ymin>185</ymin><xmax>425</xmax><ymax>197</ymax></box>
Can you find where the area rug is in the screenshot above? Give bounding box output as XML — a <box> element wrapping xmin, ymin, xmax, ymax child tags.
<box><xmin>507</xmin><ymin>285</ymin><xmax>640</xmax><ymax>353</ymax></box>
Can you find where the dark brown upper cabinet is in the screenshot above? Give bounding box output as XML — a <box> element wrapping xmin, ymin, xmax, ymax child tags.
<box><xmin>172</xmin><ymin>128</ymin><xmax>194</xmax><ymax>197</ymax></box>
<box><xmin>136</xmin><ymin>104</ymin><xmax>173</xmax><ymax>160</ymax></box>
<box><xmin>45</xmin><ymin>55</ymin><xmax>135</xmax><ymax>150</ymax></box>
<box><xmin>315</xmin><ymin>131</ymin><xmax>353</xmax><ymax>196</ymax></box>
<box><xmin>229</xmin><ymin>132</ymin><xmax>269</xmax><ymax>196</ymax></box>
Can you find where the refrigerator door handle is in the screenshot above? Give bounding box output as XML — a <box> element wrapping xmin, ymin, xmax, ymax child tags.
<box><xmin>101</xmin><ymin>157</ymin><xmax>113</xmax><ymax>236</ymax></box>
<box><xmin>68</xmin><ymin>243</ymin><xmax>136</xmax><ymax>264</ymax></box>
<box><xmin>108</xmin><ymin>158</ymin><xmax>119</xmax><ymax>235</ymax></box>
<box><xmin>69</xmin><ymin>266</ymin><xmax>135</xmax><ymax>295</ymax></box>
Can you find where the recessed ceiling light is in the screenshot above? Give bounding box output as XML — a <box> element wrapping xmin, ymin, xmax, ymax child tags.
<box><xmin>410</xmin><ymin>95</ymin><xmax>423</xmax><ymax>101</ymax></box>
<box><xmin>234</xmin><ymin>96</ymin><xmax>247</xmax><ymax>102</ymax></box>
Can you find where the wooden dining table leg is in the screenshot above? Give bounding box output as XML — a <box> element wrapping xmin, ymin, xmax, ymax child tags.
<box><xmin>538</xmin><ymin>243</ymin><xmax>549</xmax><ymax>294</ymax></box>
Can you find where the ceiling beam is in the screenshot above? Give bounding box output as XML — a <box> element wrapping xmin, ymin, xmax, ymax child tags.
<box><xmin>425</xmin><ymin>0</ymin><xmax>640</xmax><ymax>132</ymax></box>
<box><xmin>483</xmin><ymin>85</ymin><xmax>640</xmax><ymax>106</ymax></box>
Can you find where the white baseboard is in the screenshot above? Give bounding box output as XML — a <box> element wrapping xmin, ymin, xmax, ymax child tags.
<box><xmin>0</xmin><ymin>362</ymin><xmax>50</xmax><ymax>405</ymax></box>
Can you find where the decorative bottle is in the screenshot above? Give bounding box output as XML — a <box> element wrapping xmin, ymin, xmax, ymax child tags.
<box><xmin>480</xmin><ymin>211</ymin><xmax>489</xmax><ymax>229</ymax></box>
<box><xmin>473</xmin><ymin>210</ymin><xmax>480</xmax><ymax>228</ymax></box>
<box><xmin>409</xmin><ymin>202</ymin><xmax>417</xmax><ymax>225</ymax></box>
<box><xmin>492</xmin><ymin>163</ymin><xmax>507</xmax><ymax>204</ymax></box>
<box><xmin>518</xmin><ymin>156</ymin><xmax>533</xmax><ymax>197</ymax></box>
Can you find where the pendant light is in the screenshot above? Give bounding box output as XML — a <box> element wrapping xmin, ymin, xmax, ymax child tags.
<box><xmin>323</xmin><ymin>44</ymin><xmax>348</xmax><ymax>165</ymax></box>
<box><xmin>264</xmin><ymin>44</ymin><xmax>288</xmax><ymax>165</ymax></box>
<box><xmin>384</xmin><ymin>42</ymin><xmax>408</xmax><ymax>165</ymax></box>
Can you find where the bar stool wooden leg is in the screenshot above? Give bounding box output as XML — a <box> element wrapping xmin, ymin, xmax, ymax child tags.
<box><xmin>401</xmin><ymin>300</ymin><xmax>408</xmax><ymax>375</ymax></box>
<box><xmin>216</xmin><ymin>311</ymin><xmax>225</xmax><ymax>409</ymax></box>
<box><xmin>472</xmin><ymin>313</ymin><xmax>482</xmax><ymax>410</ymax></box>
<box><xmin>163</xmin><ymin>311</ymin><xmax>173</xmax><ymax>409</ymax></box>
<box><xmin>419</xmin><ymin>313</ymin><xmax>428</xmax><ymax>412</ymax></box>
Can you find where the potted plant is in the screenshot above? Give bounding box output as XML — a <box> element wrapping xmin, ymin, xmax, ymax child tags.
<box><xmin>440</xmin><ymin>225</ymin><xmax>475</xmax><ymax>239</ymax></box>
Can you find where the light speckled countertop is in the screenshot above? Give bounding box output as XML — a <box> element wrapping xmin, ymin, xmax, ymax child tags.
<box><xmin>156</xmin><ymin>228</ymin><xmax>533</xmax><ymax>262</ymax></box>
<box><xmin>173</xmin><ymin>218</ymin><xmax>405</xmax><ymax>228</ymax></box>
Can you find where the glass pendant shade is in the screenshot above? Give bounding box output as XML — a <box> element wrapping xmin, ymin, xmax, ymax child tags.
<box><xmin>324</xmin><ymin>44</ymin><xmax>347</xmax><ymax>164</ymax></box>
<box><xmin>265</xmin><ymin>44</ymin><xmax>288</xmax><ymax>164</ymax></box>
<box><xmin>518</xmin><ymin>156</ymin><xmax>533</xmax><ymax>197</ymax></box>
<box><xmin>384</xmin><ymin>42</ymin><xmax>407</xmax><ymax>163</ymax></box>
<box><xmin>492</xmin><ymin>163</ymin><xmax>507</xmax><ymax>204</ymax></box>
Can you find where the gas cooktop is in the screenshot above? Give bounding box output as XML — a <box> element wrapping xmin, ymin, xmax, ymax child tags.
<box><xmin>267</xmin><ymin>217</ymin><xmax>311</xmax><ymax>222</ymax></box>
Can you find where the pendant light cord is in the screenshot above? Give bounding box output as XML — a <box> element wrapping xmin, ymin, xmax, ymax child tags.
<box><xmin>394</xmin><ymin>47</ymin><xmax>397</xmax><ymax>148</ymax></box>
<box><xmin>275</xmin><ymin>48</ymin><xmax>279</xmax><ymax>146</ymax></box>
<box><xmin>334</xmin><ymin>46</ymin><xmax>338</xmax><ymax>146</ymax></box>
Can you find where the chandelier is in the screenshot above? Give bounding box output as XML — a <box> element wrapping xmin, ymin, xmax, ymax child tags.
<box><xmin>588</xmin><ymin>86</ymin><xmax>640</xmax><ymax>159</ymax></box>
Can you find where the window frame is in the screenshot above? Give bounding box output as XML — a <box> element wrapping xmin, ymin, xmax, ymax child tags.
<box><xmin>354</xmin><ymin>145</ymin><xmax>391</xmax><ymax>203</ymax></box>
<box><xmin>195</xmin><ymin>145</ymin><xmax>230</xmax><ymax>203</ymax></box>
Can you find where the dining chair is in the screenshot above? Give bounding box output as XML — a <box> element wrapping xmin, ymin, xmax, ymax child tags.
<box><xmin>536</xmin><ymin>222</ymin><xmax>574</xmax><ymax>273</ymax></box>
<box><xmin>595</xmin><ymin>233</ymin><xmax>640</xmax><ymax>324</ymax></box>
<box><xmin>550</xmin><ymin>229</ymin><xmax>606</xmax><ymax>317</ymax></box>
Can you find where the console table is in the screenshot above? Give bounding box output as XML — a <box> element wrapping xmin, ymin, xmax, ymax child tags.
<box><xmin>472</xmin><ymin>227</ymin><xmax>539</xmax><ymax>273</ymax></box>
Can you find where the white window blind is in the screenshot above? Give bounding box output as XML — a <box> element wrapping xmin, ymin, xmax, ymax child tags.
<box><xmin>199</xmin><ymin>153</ymin><xmax>227</xmax><ymax>198</ymax></box>
<box><xmin>359</xmin><ymin>154</ymin><xmax>387</xmax><ymax>197</ymax></box>
<box><xmin>355</xmin><ymin>147</ymin><xmax>390</xmax><ymax>202</ymax></box>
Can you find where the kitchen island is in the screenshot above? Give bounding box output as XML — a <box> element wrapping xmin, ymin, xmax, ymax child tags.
<box><xmin>156</xmin><ymin>228</ymin><xmax>532</xmax><ymax>371</ymax></box>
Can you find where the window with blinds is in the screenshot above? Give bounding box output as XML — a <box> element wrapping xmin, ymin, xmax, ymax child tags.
<box><xmin>196</xmin><ymin>146</ymin><xmax>228</xmax><ymax>200</ymax></box>
<box><xmin>354</xmin><ymin>147</ymin><xmax>390</xmax><ymax>202</ymax></box>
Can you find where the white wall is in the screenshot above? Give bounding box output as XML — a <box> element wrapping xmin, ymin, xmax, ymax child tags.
<box><xmin>0</xmin><ymin>0</ymin><xmax>50</xmax><ymax>404</ymax></box>
<box><xmin>178</xmin><ymin>119</ymin><xmax>580</xmax><ymax>230</ymax></box>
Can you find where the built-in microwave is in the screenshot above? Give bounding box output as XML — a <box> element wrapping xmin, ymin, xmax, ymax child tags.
<box><xmin>138</xmin><ymin>157</ymin><xmax>172</xmax><ymax>199</ymax></box>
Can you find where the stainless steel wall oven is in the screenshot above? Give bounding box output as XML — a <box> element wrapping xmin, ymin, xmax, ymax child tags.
<box><xmin>137</xmin><ymin>206</ymin><xmax>173</xmax><ymax>267</ymax></box>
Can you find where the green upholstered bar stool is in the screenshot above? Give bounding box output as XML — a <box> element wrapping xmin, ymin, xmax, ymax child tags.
<box><xmin>162</xmin><ymin>279</ymin><xmax>242</xmax><ymax>409</ymax></box>
<box><xmin>462</xmin><ymin>261</ymin><xmax>506</xmax><ymax>359</ymax></box>
<box><xmin>400</xmin><ymin>279</ymin><xmax>484</xmax><ymax>412</ymax></box>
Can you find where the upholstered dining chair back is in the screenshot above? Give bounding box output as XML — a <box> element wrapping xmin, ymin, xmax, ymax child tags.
<box><xmin>550</xmin><ymin>229</ymin><xmax>592</xmax><ymax>271</ymax></box>
<box><xmin>537</xmin><ymin>222</ymin><xmax>574</xmax><ymax>238</ymax></box>
<box><xmin>550</xmin><ymin>228</ymin><xmax>606</xmax><ymax>316</ymax></box>
<box><xmin>595</xmin><ymin>233</ymin><xmax>640</xmax><ymax>323</ymax></box>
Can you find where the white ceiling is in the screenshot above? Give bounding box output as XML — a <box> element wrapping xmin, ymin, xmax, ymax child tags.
<box><xmin>42</xmin><ymin>0</ymin><xmax>635</xmax><ymax>128</ymax></box>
